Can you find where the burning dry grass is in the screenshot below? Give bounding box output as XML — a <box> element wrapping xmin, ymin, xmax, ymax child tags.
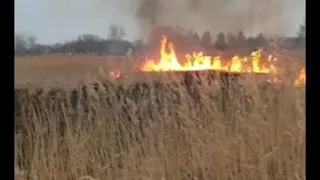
<box><xmin>15</xmin><ymin>54</ymin><xmax>305</xmax><ymax>180</ymax></box>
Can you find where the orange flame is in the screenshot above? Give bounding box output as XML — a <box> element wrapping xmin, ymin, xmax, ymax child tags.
<box><xmin>110</xmin><ymin>69</ymin><xmax>121</xmax><ymax>79</ymax></box>
<box><xmin>109</xmin><ymin>36</ymin><xmax>305</xmax><ymax>87</ymax></box>
<box><xmin>294</xmin><ymin>67</ymin><xmax>306</xmax><ymax>86</ymax></box>
<box><xmin>140</xmin><ymin>36</ymin><xmax>277</xmax><ymax>74</ymax></box>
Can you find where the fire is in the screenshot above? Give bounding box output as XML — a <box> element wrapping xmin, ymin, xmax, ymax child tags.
<box><xmin>140</xmin><ymin>36</ymin><xmax>277</xmax><ymax>74</ymax></box>
<box><xmin>110</xmin><ymin>69</ymin><xmax>121</xmax><ymax>79</ymax></box>
<box><xmin>109</xmin><ymin>36</ymin><xmax>305</xmax><ymax>87</ymax></box>
<box><xmin>294</xmin><ymin>67</ymin><xmax>306</xmax><ymax>86</ymax></box>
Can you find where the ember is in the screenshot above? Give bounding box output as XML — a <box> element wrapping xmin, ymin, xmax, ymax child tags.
<box><xmin>110</xmin><ymin>69</ymin><xmax>121</xmax><ymax>79</ymax></box>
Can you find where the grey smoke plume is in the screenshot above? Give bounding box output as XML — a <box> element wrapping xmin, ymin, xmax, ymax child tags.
<box><xmin>47</xmin><ymin>0</ymin><xmax>305</xmax><ymax>42</ymax></box>
<box><xmin>136</xmin><ymin>0</ymin><xmax>305</xmax><ymax>40</ymax></box>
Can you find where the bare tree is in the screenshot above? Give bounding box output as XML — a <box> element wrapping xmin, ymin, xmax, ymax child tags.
<box><xmin>227</xmin><ymin>33</ymin><xmax>237</xmax><ymax>49</ymax></box>
<box><xmin>236</xmin><ymin>30</ymin><xmax>247</xmax><ymax>48</ymax></box>
<box><xmin>297</xmin><ymin>18</ymin><xmax>305</xmax><ymax>46</ymax></box>
<box><xmin>27</xmin><ymin>36</ymin><xmax>37</xmax><ymax>48</ymax></box>
<box><xmin>201</xmin><ymin>31</ymin><xmax>212</xmax><ymax>47</ymax></box>
<box><xmin>108</xmin><ymin>25</ymin><xmax>125</xmax><ymax>40</ymax></box>
<box><xmin>215</xmin><ymin>32</ymin><xmax>227</xmax><ymax>51</ymax></box>
<box><xmin>255</xmin><ymin>33</ymin><xmax>267</xmax><ymax>47</ymax></box>
<box><xmin>79</xmin><ymin>34</ymin><xmax>100</xmax><ymax>42</ymax></box>
<box><xmin>15</xmin><ymin>34</ymin><xmax>28</xmax><ymax>54</ymax></box>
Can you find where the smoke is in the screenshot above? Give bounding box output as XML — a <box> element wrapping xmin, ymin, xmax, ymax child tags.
<box><xmin>44</xmin><ymin>0</ymin><xmax>305</xmax><ymax>42</ymax></box>
<box><xmin>135</xmin><ymin>0</ymin><xmax>305</xmax><ymax>40</ymax></box>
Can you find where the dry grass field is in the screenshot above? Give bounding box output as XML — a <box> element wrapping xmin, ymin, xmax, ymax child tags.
<box><xmin>15</xmin><ymin>55</ymin><xmax>140</xmax><ymax>89</ymax></box>
<box><xmin>15</xmin><ymin>54</ymin><xmax>305</xmax><ymax>180</ymax></box>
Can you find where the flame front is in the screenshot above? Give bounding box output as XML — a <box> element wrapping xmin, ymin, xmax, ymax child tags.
<box><xmin>140</xmin><ymin>36</ymin><xmax>277</xmax><ymax>74</ymax></box>
<box><xmin>109</xmin><ymin>36</ymin><xmax>305</xmax><ymax>87</ymax></box>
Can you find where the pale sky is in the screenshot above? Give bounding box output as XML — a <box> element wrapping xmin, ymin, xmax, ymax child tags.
<box><xmin>15</xmin><ymin>0</ymin><xmax>305</xmax><ymax>44</ymax></box>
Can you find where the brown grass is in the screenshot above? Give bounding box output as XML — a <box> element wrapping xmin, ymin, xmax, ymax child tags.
<box><xmin>15</xmin><ymin>55</ymin><xmax>139</xmax><ymax>89</ymax></box>
<box><xmin>15</xmin><ymin>54</ymin><xmax>305</xmax><ymax>180</ymax></box>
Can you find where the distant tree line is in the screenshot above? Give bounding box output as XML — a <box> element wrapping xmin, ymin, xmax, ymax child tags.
<box><xmin>15</xmin><ymin>20</ymin><xmax>305</xmax><ymax>56</ymax></box>
<box><xmin>15</xmin><ymin>25</ymin><xmax>136</xmax><ymax>56</ymax></box>
<box><xmin>148</xmin><ymin>21</ymin><xmax>305</xmax><ymax>53</ymax></box>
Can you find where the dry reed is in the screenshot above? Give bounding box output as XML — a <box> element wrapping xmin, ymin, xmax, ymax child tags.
<box><xmin>15</xmin><ymin>54</ymin><xmax>305</xmax><ymax>180</ymax></box>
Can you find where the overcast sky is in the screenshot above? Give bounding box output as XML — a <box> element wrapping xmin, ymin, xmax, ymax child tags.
<box><xmin>15</xmin><ymin>0</ymin><xmax>305</xmax><ymax>44</ymax></box>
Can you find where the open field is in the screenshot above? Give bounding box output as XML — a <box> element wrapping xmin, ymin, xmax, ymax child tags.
<box><xmin>15</xmin><ymin>54</ymin><xmax>305</xmax><ymax>180</ymax></box>
<box><xmin>15</xmin><ymin>55</ymin><xmax>140</xmax><ymax>89</ymax></box>
<box><xmin>14</xmin><ymin>51</ymin><xmax>305</xmax><ymax>88</ymax></box>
